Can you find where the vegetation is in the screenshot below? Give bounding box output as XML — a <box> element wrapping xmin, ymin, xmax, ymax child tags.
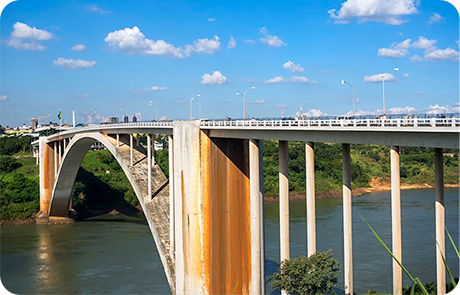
<box><xmin>270</xmin><ymin>249</ymin><xmax>340</xmax><ymax>295</ymax></box>
<box><xmin>0</xmin><ymin>135</ymin><xmax>33</xmax><ymax>155</ymax></box>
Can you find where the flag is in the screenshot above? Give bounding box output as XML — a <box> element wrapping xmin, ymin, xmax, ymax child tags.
<box><xmin>58</xmin><ymin>111</ymin><xmax>61</xmax><ymax>120</ymax></box>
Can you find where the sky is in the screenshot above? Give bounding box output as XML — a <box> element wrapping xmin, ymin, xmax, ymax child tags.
<box><xmin>0</xmin><ymin>0</ymin><xmax>459</xmax><ymax>126</ymax></box>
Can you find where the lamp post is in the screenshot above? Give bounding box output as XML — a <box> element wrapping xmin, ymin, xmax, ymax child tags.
<box><xmin>190</xmin><ymin>94</ymin><xmax>200</xmax><ymax>119</ymax></box>
<box><xmin>149</xmin><ymin>101</ymin><xmax>158</xmax><ymax>121</ymax></box>
<box><xmin>236</xmin><ymin>86</ymin><xmax>255</xmax><ymax>119</ymax></box>
<box><xmin>382</xmin><ymin>68</ymin><xmax>399</xmax><ymax>115</ymax></box>
<box><xmin>341</xmin><ymin>80</ymin><xmax>355</xmax><ymax>117</ymax></box>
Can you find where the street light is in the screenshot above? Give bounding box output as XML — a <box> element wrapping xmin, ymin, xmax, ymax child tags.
<box><xmin>190</xmin><ymin>94</ymin><xmax>200</xmax><ymax>119</ymax></box>
<box><xmin>341</xmin><ymin>80</ymin><xmax>355</xmax><ymax>117</ymax></box>
<box><xmin>236</xmin><ymin>86</ymin><xmax>255</xmax><ymax>119</ymax></box>
<box><xmin>149</xmin><ymin>101</ymin><xmax>158</xmax><ymax>121</ymax></box>
<box><xmin>382</xmin><ymin>68</ymin><xmax>399</xmax><ymax>115</ymax></box>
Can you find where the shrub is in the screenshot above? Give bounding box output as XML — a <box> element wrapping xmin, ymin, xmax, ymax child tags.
<box><xmin>271</xmin><ymin>249</ymin><xmax>340</xmax><ymax>295</ymax></box>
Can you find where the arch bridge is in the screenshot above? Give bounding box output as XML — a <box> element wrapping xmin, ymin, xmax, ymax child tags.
<box><xmin>35</xmin><ymin>118</ymin><xmax>459</xmax><ymax>295</ymax></box>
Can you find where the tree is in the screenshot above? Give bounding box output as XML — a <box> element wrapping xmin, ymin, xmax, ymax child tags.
<box><xmin>271</xmin><ymin>250</ymin><xmax>340</xmax><ymax>295</ymax></box>
<box><xmin>0</xmin><ymin>156</ymin><xmax>22</xmax><ymax>173</ymax></box>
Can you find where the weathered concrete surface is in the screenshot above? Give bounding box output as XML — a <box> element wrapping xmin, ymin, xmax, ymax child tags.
<box><xmin>202</xmin><ymin>135</ymin><xmax>252</xmax><ymax>295</ymax></box>
<box><xmin>37</xmin><ymin>138</ymin><xmax>56</xmax><ymax>224</ymax></box>
<box><xmin>46</xmin><ymin>133</ymin><xmax>175</xmax><ymax>293</ymax></box>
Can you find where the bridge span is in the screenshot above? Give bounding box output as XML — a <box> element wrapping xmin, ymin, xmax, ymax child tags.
<box><xmin>35</xmin><ymin>118</ymin><xmax>459</xmax><ymax>295</ymax></box>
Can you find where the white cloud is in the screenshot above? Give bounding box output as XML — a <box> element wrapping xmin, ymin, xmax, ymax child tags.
<box><xmin>424</xmin><ymin>47</ymin><xmax>459</xmax><ymax>62</ymax></box>
<box><xmin>104</xmin><ymin>26</ymin><xmax>220</xmax><ymax>58</ymax></box>
<box><xmin>275</xmin><ymin>105</ymin><xmax>285</xmax><ymax>109</ymax></box>
<box><xmin>363</xmin><ymin>73</ymin><xmax>395</xmax><ymax>83</ymax></box>
<box><xmin>328</xmin><ymin>0</ymin><xmax>419</xmax><ymax>25</ymax></box>
<box><xmin>409</xmin><ymin>54</ymin><xmax>423</xmax><ymax>62</ymax></box>
<box><xmin>7</xmin><ymin>22</ymin><xmax>52</xmax><ymax>51</ymax></box>
<box><xmin>411</xmin><ymin>36</ymin><xmax>436</xmax><ymax>49</ymax></box>
<box><xmin>282</xmin><ymin>60</ymin><xmax>305</xmax><ymax>73</ymax></box>
<box><xmin>259</xmin><ymin>26</ymin><xmax>286</xmax><ymax>47</ymax></box>
<box><xmin>428</xmin><ymin>12</ymin><xmax>443</xmax><ymax>24</ymax></box>
<box><xmin>265</xmin><ymin>76</ymin><xmax>284</xmax><ymax>83</ymax></box>
<box><xmin>304</xmin><ymin>109</ymin><xmax>327</xmax><ymax>117</ymax></box>
<box><xmin>227</xmin><ymin>36</ymin><xmax>236</xmax><ymax>49</ymax></box>
<box><xmin>265</xmin><ymin>76</ymin><xmax>316</xmax><ymax>84</ymax></box>
<box><xmin>71</xmin><ymin>44</ymin><xmax>86</xmax><ymax>51</ymax></box>
<box><xmin>424</xmin><ymin>103</ymin><xmax>460</xmax><ymax>114</ymax></box>
<box><xmin>133</xmin><ymin>86</ymin><xmax>168</xmax><ymax>94</ymax></box>
<box><xmin>78</xmin><ymin>94</ymin><xmax>89</xmax><ymax>98</ymax></box>
<box><xmin>251</xmin><ymin>100</ymin><xmax>266</xmax><ymax>104</ymax></box>
<box><xmin>208</xmin><ymin>17</ymin><xmax>216</xmax><ymax>22</ymax></box>
<box><xmin>85</xmin><ymin>111</ymin><xmax>109</xmax><ymax>124</ymax></box>
<box><xmin>403</xmin><ymin>73</ymin><xmax>409</xmax><ymax>77</ymax></box>
<box><xmin>135</xmin><ymin>112</ymin><xmax>143</xmax><ymax>120</ymax></box>
<box><xmin>244</xmin><ymin>39</ymin><xmax>255</xmax><ymax>44</ymax></box>
<box><xmin>88</xmin><ymin>4</ymin><xmax>110</xmax><ymax>14</ymax></box>
<box><xmin>0</xmin><ymin>95</ymin><xmax>7</xmax><ymax>101</ymax></box>
<box><xmin>53</xmin><ymin>58</ymin><xmax>97</xmax><ymax>70</ymax></box>
<box><xmin>201</xmin><ymin>71</ymin><xmax>228</xmax><ymax>85</ymax></box>
<box><xmin>377</xmin><ymin>38</ymin><xmax>411</xmax><ymax>58</ymax></box>
<box><xmin>388</xmin><ymin>106</ymin><xmax>417</xmax><ymax>114</ymax></box>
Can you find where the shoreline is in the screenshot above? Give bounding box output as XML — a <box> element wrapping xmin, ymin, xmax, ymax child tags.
<box><xmin>263</xmin><ymin>182</ymin><xmax>459</xmax><ymax>202</ymax></box>
<box><xmin>2</xmin><ymin>185</ymin><xmax>458</xmax><ymax>225</ymax></box>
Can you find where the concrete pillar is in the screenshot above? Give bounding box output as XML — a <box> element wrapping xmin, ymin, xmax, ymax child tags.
<box><xmin>63</xmin><ymin>138</ymin><xmax>67</xmax><ymax>151</ymax></box>
<box><xmin>391</xmin><ymin>146</ymin><xmax>402</xmax><ymax>295</ymax></box>
<box><xmin>130</xmin><ymin>134</ymin><xmax>133</xmax><ymax>167</ymax></box>
<box><xmin>147</xmin><ymin>134</ymin><xmax>152</xmax><ymax>198</ymax></box>
<box><xmin>152</xmin><ymin>136</ymin><xmax>156</xmax><ymax>165</ymax></box>
<box><xmin>305</xmin><ymin>141</ymin><xmax>316</xmax><ymax>256</ymax></box>
<box><xmin>250</xmin><ymin>139</ymin><xmax>263</xmax><ymax>295</ymax></box>
<box><xmin>54</xmin><ymin>142</ymin><xmax>57</xmax><ymax>176</ymax></box>
<box><xmin>279</xmin><ymin>141</ymin><xmax>290</xmax><ymax>269</ymax></box>
<box><xmin>342</xmin><ymin>143</ymin><xmax>353</xmax><ymax>295</ymax></box>
<box><xmin>116</xmin><ymin>134</ymin><xmax>119</xmax><ymax>147</ymax></box>
<box><xmin>58</xmin><ymin>140</ymin><xmax>62</xmax><ymax>164</ymax></box>
<box><xmin>37</xmin><ymin>138</ymin><xmax>55</xmax><ymax>222</ymax></box>
<box><xmin>259</xmin><ymin>139</ymin><xmax>265</xmax><ymax>295</ymax></box>
<box><xmin>136</xmin><ymin>134</ymin><xmax>140</xmax><ymax>147</ymax></box>
<box><xmin>168</xmin><ymin>135</ymin><xmax>175</xmax><ymax>255</ymax></box>
<box><xmin>435</xmin><ymin>148</ymin><xmax>445</xmax><ymax>295</ymax></box>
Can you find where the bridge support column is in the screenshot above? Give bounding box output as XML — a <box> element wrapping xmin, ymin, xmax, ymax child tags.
<box><xmin>116</xmin><ymin>134</ymin><xmax>119</xmax><ymax>147</ymax></box>
<box><xmin>59</xmin><ymin>140</ymin><xmax>62</xmax><ymax>164</ymax></box>
<box><xmin>250</xmin><ymin>139</ymin><xmax>264</xmax><ymax>295</ymax></box>
<box><xmin>435</xmin><ymin>148</ymin><xmax>445</xmax><ymax>295</ymax></box>
<box><xmin>173</xmin><ymin>121</ymin><xmax>256</xmax><ymax>294</ymax></box>
<box><xmin>279</xmin><ymin>140</ymin><xmax>290</xmax><ymax>275</ymax></box>
<box><xmin>147</xmin><ymin>134</ymin><xmax>152</xmax><ymax>198</ymax></box>
<box><xmin>54</xmin><ymin>141</ymin><xmax>58</xmax><ymax>176</ymax></box>
<box><xmin>391</xmin><ymin>146</ymin><xmax>402</xmax><ymax>295</ymax></box>
<box><xmin>37</xmin><ymin>138</ymin><xmax>55</xmax><ymax>223</ymax></box>
<box><xmin>306</xmin><ymin>141</ymin><xmax>316</xmax><ymax>256</ymax></box>
<box><xmin>130</xmin><ymin>134</ymin><xmax>133</xmax><ymax>167</ymax></box>
<box><xmin>342</xmin><ymin>143</ymin><xmax>353</xmax><ymax>295</ymax></box>
<box><xmin>136</xmin><ymin>134</ymin><xmax>140</xmax><ymax>147</ymax></box>
<box><xmin>168</xmin><ymin>135</ymin><xmax>175</xmax><ymax>257</ymax></box>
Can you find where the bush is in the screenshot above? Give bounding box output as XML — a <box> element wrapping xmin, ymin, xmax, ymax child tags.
<box><xmin>0</xmin><ymin>156</ymin><xmax>22</xmax><ymax>173</ymax></box>
<box><xmin>271</xmin><ymin>249</ymin><xmax>340</xmax><ymax>295</ymax></box>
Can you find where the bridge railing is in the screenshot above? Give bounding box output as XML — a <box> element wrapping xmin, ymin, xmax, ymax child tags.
<box><xmin>199</xmin><ymin>117</ymin><xmax>460</xmax><ymax>128</ymax></box>
<box><xmin>55</xmin><ymin>121</ymin><xmax>174</xmax><ymax>136</ymax></box>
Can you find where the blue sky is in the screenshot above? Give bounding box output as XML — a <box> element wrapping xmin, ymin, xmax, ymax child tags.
<box><xmin>1</xmin><ymin>0</ymin><xmax>459</xmax><ymax>126</ymax></box>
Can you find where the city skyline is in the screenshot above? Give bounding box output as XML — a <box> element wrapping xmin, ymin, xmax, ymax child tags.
<box><xmin>1</xmin><ymin>0</ymin><xmax>459</xmax><ymax>126</ymax></box>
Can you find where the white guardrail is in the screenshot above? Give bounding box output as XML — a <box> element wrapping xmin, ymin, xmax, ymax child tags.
<box><xmin>52</xmin><ymin>117</ymin><xmax>460</xmax><ymax>137</ymax></box>
<box><xmin>200</xmin><ymin>117</ymin><xmax>460</xmax><ymax>128</ymax></box>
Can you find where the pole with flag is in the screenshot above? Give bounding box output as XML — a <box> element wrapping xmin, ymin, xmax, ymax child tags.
<box><xmin>58</xmin><ymin>110</ymin><xmax>62</xmax><ymax>126</ymax></box>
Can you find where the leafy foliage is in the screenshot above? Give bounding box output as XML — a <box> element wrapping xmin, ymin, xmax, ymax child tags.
<box><xmin>270</xmin><ymin>249</ymin><xmax>340</xmax><ymax>295</ymax></box>
<box><xmin>0</xmin><ymin>156</ymin><xmax>22</xmax><ymax>173</ymax></box>
<box><xmin>0</xmin><ymin>135</ymin><xmax>33</xmax><ymax>155</ymax></box>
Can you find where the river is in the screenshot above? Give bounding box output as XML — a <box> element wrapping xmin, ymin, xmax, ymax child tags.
<box><xmin>1</xmin><ymin>188</ymin><xmax>458</xmax><ymax>294</ymax></box>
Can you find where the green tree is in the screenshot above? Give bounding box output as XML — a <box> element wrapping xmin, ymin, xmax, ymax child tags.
<box><xmin>0</xmin><ymin>156</ymin><xmax>22</xmax><ymax>174</ymax></box>
<box><xmin>271</xmin><ymin>249</ymin><xmax>340</xmax><ymax>295</ymax></box>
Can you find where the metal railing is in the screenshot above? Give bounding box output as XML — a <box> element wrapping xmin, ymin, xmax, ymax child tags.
<box><xmin>199</xmin><ymin>117</ymin><xmax>460</xmax><ymax>128</ymax></box>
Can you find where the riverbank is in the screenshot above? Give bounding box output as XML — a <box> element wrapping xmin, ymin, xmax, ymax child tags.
<box><xmin>263</xmin><ymin>180</ymin><xmax>459</xmax><ymax>201</ymax></box>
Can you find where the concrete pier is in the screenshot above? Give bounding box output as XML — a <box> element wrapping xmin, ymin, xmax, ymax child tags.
<box><xmin>391</xmin><ymin>146</ymin><xmax>402</xmax><ymax>295</ymax></box>
<box><xmin>147</xmin><ymin>134</ymin><xmax>152</xmax><ymax>198</ymax></box>
<box><xmin>279</xmin><ymin>141</ymin><xmax>290</xmax><ymax>263</ymax></box>
<box><xmin>342</xmin><ymin>143</ymin><xmax>353</xmax><ymax>295</ymax></box>
<box><xmin>306</xmin><ymin>141</ymin><xmax>316</xmax><ymax>256</ymax></box>
<box><xmin>435</xmin><ymin>148</ymin><xmax>445</xmax><ymax>295</ymax></box>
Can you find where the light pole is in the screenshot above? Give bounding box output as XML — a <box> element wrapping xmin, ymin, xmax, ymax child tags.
<box><xmin>236</xmin><ymin>86</ymin><xmax>255</xmax><ymax>119</ymax></box>
<box><xmin>190</xmin><ymin>94</ymin><xmax>200</xmax><ymax>119</ymax></box>
<box><xmin>149</xmin><ymin>101</ymin><xmax>158</xmax><ymax>121</ymax></box>
<box><xmin>382</xmin><ymin>68</ymin><xmax>399</xmax><ymax>115</ymax></box>
<box><xmin>341</xmin><ymin>80</ymin><xmax>355</xmax><ymax>117</ymax></box>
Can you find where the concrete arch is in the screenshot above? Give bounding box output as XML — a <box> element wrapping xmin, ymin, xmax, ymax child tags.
<box><xmin>48</xmin><ymin>132</ymin><xmax>175</xmax><ymax>292</ymax></box>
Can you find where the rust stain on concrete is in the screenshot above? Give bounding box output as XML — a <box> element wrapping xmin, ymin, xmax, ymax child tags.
<box><xmin>202</xmin><ymin>133</ymin><xmax>252</xmax><ymax>294</ymax></box>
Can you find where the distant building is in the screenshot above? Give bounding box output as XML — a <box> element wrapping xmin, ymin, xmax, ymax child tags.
<box><xmin>154</xmin><ymin>141</ymin><xmax>164</xmax><ymax>150</ymax></box>
<box><xmin>132</xmin><ymin>116</ymin><xmax>137</xmax><ymax>122</ymax></box>
<box><xmin>109</xmin><ymin>116</ymin><xmax>119</xmax><ymax>123</ymax></box>
<box><xmin>30</xmin><ymin>118</ymin><xmax>38</xmax><ymax>130</ymax></box>
<box><xmin>123</xmin><ymin>115</ymin><xmax>129</xmax><ymax>123</ymax></box>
